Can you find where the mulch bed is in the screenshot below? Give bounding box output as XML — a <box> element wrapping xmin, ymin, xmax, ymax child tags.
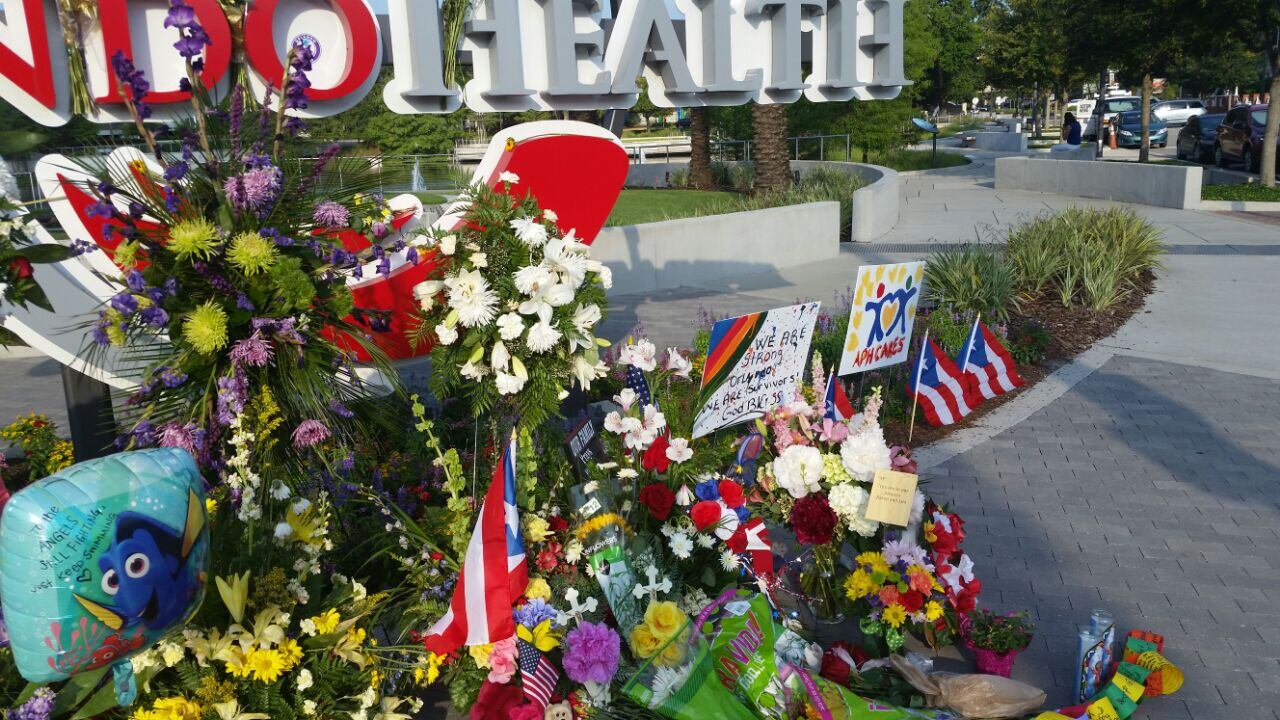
<box><xmin>882</xmin><ymin>271</ymin><xmax>1155</xmax><ymax>450</ymax></box>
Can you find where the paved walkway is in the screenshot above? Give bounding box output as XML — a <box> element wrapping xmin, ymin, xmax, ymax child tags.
<box><xmin>599</xmin><ymin>155</ymin><xmax>1280</xmax><ymax>717</ymax></box>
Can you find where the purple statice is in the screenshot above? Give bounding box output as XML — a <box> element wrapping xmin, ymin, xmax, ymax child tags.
<box><xmin>85</xmin><ymin>200</ymin><xmax>116</xmax><ymax>220</ymax></box>
<box><xmin>157</xmin><ymin>367</ymin><xmax>188</xmax><ymax>388</ymax></box>
<box><xmin>513</xmin><ymin>599</ymin><xmax>559</xmax><ymax>629</ymax></box>
<box><xmin>163</xmin><ymin>277</ymin><xmax>179</xmax><ymax>296</ymax></box>
<box><xmin>140</xmin><ymin>306</ymin><xmax>169</xmax><ymax>329</ymax></box>
<box><xmin>9</xmin><ymin>686</ymin><xmax>55</xmax><ymax>720</ymax></box>
<box><xmin>163</xmin><ymin>188</ymin><xmax>180</xmax><ymax>213</ymax></box>
<box><xmin>215</xmin><ymin>368</ymin><xmax>248</xmax><ymax>426</ymax></box>
<box><xmin>562</xmin><ymin>621</ymin><xmax>621</xmax><ymax>684</ymax></box>
<box><xmin>164</xmin><ymin>160</ymin><xmax>190</xmax><ymax>182</ymax></box>
<box><xmin>110</xmin><ymin>292</ymin><xmax>139</xmax><ymax>316</ymax></box>
<box><xmin>131</xmin><ymin>420</ymin><xmax>157</xmax><ymax>447</ymax></box>
<box><xmin>229</xmin><ymin>336</ymin><xmax>273</xmax><ymax>367</ymax></box>
<box><xmin>147</xmin><ymin>287</ymin><xmax>166</xmax><ymax>304</ymax></box>
<box><xmin>313</xmin><ymin>201</ymin><xmax>350</xmax><ymax>227</ymax></box>
<box><xmin>328</xmin><ymin>399</ymin><xmax>354</xmax><ymax>419</ymax></box>
<box><xmin>235</xmin><ymin>293</ymin><xmax>255</xmax><ymax>312</ymax></box>
<box><xmin>223</xmin><ymin>164</ymin><xmax>282</xmax><ymax>215</ymax></box>
<box><xmin>110</xmin><ymin>51</ymin><xmax>151</xmax><ymax>116</ymax></box>
<box><xmin>252</xmin><ymin>317</ymin><xmax>306</xmax><ymax>345</ymax></box>
<box><xmin>261</xmin><ymin>227</ymin><xmax>294</xmax><ymax>247</ymax></box>
<box><xmin>127</xmin><ymin>201</ymin><xmax>146</xmax><ymax>220</ymax></box>
<box><xmin>69</xmin><ymin>239</ymin><xmax>96</xmax><ymax>256</ymax></box>
<box><xmin>301</xmin><ymin>143</ymin><xmax>341</xmax><ymax>193</ymax></box>
<box><xmin>125</xmin><ymin>270</ymin><xmax>147</xmax><ymax>293</ymax></box>
<box><xmin>291</xmin><ymin>419</ymin><xmax>330</xmax><ymax>448</ymax></box>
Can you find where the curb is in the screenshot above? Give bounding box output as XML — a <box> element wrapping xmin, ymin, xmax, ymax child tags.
<box><xmin>1196</xmin><ymin>199</ymin><xmax>1280</xmax><ymax>212</ymax></box>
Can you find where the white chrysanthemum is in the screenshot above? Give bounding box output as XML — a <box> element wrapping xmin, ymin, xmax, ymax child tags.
<box><xmin>883</xmin><ymin>538</ymin><xmax>932</xmax><ymax>569</ymax></box>
<box><xmin>668</xmin><ymin>532</ymin><xmax>693</xmax><ymax>559</ymax></box>
<box><xmin>499</xmin><ymin>171</ymin><xmax>520</xmax><ymax>184</ymax></box>
<box><xmin>509</xmin><ymin>216</ymin><xmax>548</xmax><ymax>247</ymax></box>
<box><xmin>542</xmin><ymin>208</ymin><xmax>558</xmax><ymax>222</ymax></box>
<box><xmin>496</xmin><ymin>312</ymin><xmax>524</xmax><ymax>340</ymax></box>
<box><xmin>909</xmin><ymin>489</ymin><xmax>926</xmax><ymax>525</ymax></box>
<box><xmin>695</xmin><ymin>533</ymin><xmax>715</xmax><ymax>549</ymax></box>
<box><xmin>495</xmin><ymin>371</ymin><xmax>526</xmax><ymax>395</ymax></box>
<box><xmin>650</xmin><ymin>663</ymin><xmax>694</xmax><ymax>709</ymax></box>
<box><xmin>526</xmin><ymin>320</ymin><xmax>562</xmax><ymax>353</ymax></box>
<box><xmin>435</xmin><ymin>324</ymin><xmax>457</xmax><ymax>345</ymax></box>
<box><xmin>720</xmin><ymin>550</ymin><xmax>740</xmax><ymax>571</ymax></box>
<box><xmin>828</xmin><ymin>483</ymin><xmax>879</xmax><ymax>537</ymax></box>
<box><xmin>438</xmin><ymin>234</ymin><xmax>457</xmax><ymax>256</ymax></box>
<box><xmin>772</xmin><ymin>445</ymin><xmax>824</xmax><ymax>498</ymax></box>
<box><xmin>564</xmin><ymin>539</ymin><xmax>583</xmax><ymax>564</ymax></box>
<box><xmin>840</xmin><ymin>424</ymin><xmax>891</xmax><ymax>482</ymax></box>
<box><xmin>444</xmin><ymin>268</ymin><xmax>498</xmax><ymax>328</ymax></box>
<box><xmin>514</xmin><ymin>264</ymin><xmax>555</xmax><ymax>295</ymax></box>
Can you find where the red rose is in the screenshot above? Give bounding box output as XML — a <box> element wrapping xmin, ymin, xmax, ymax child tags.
<box><xmin>9</xmin><ymin>258</ymin><xmax>32</xmax><ymax>280</ymax></box>
<box><xmin>717</xmin><ymin>479</ymin><xmax>745</xmax><ymax>508</ymax></box>
<box><xmin>471</xmin><ymin>680</ymin><xmax>525</xmax><ymax>720</ymax></box>
<box><xmin>643</xmin><ymin>434</ymin><xmax>672</xmax><ymax>473</ymax></box>
<box><xmin>899</xmin><ymin>590</ymin><xmax>924</xmax><ymax>614</ymax></box>
<box><xmin>725</xmin><ymin>527</ymin><xmax>748</xmax><ymax>554</ymax></box>
<box><xmin>638</xmin><ymin>483</ymin><xmax>675</xmax><ymax>521</ymax></box>
<box><xmin>820</xmin><ymin>651</ymin><xmax>851</xmax><ymax>687</ymax></box>
<box><xmin>690</xmin><ymin>500</ymin><xmax>722</xmax><ymax>531</ymax></box>
<box><xmin>850</xmin><ymin>645</ymin><xmax>871</xmax><ymax>669</ymax></box>
<box><xmin>549</xmin><ymin>515</ymin><xmax>569</xmax><ymax>533</ymax></box>
<box><xmin>790</xmin><ymin>494</ymin><xmax>836</xmax><ymax>545</ymax></box>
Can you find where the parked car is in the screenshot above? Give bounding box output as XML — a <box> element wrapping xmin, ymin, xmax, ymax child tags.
<box><xmin>1176</xmin><ymin>113</ymin><xmax>1225</xmax><ymax>163</ymax></box>
<box><xmin>1083</xmin><ymin>95</ymin><xmax>1142</xmax><ymax>140</ymax></box>
<box><xmin>1114</xmin><ymin>111</ymin><xmax>1167</xmax><ymax>148</ymax></box>
<box><xmin>1215</xmin><ymin>104</ymin><xmax>1279</xmax><ymax>172</ymax></box>
<box><xmin>1152</xmin><ymin>99</ymin><xmax>1206</xmax><ymax>125</ymax></box>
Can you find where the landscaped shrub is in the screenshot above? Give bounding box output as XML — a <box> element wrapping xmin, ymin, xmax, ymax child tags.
<box><xmin>1004</xmin><ymin>207</ymin><xmax>1163</xmax><ymax>310</ymax></box>
<box><xmin>1007</xmin><ymin>322</ymin><xmax>1052</xmax><ymax>366</ymax></box>
<box><xmin>924</xmin><ymin>246</ymin><xmax>1018</xmax><ymax>321</ymax></box>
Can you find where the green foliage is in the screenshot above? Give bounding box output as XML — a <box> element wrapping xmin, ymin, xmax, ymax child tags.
<box><xmin>966</xmin><ymin>609</ymin><xmax>1035</xmax><ymax>652</ymax></box>
<box><xmin>306</xmin><ymin>69</ymin><xmax>468</xmax><ymax>154</ymax></box>
<box><xmin>924</xmin><ymin>246</ymin><xmax>1017</xmax><ymax>320</ymax></box>
<box><xmin>1004</xmin><ymin>207</ymin><xmax>1164</xmax><ymax>310</ymax></box>
<box><xmin>0</xmin><ymin>413</ymin><xmax>74</xmax><ymax>482</ymax></box>
<box><xmin>812</xmin><ymin>311</ymin><xmax>851</xmax><ymax>372</ymax></box>
<box><xmin>1202</xmin><ymin>183</ymin><xmax>1280</xmax><ymax>202</ymax></box>
<box><xmin>925</xmin><ymin>310</ymin><xmax>976</xmax><ymax>357</ymax></box>
<box><xmin>1007</xmin><ymin>322</ymin><xmax>1052</xmax><ymax>366</ymax></box>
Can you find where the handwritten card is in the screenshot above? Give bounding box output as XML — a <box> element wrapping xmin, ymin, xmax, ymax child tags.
<box><xmin>692</xmin><ymin>302</ymin><xmax>820</xmax><ymax>438</ymax></box>
<box><xmin>864</xmin><ymin>469</ymin><xmax>919</xmax><ymax>526</ymax></box>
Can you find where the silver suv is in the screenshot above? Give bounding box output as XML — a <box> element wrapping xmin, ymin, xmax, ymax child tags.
<box><xmin>1153</xmin><ymin>99</ymin><xmax>1206</xmax><ymax>126</ymax></box>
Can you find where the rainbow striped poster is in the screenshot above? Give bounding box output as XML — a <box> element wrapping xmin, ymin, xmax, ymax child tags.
<box><xmin>692</xmin><ymin>301</ymin><xmax>821</xmax><ymax>438</ymax></box>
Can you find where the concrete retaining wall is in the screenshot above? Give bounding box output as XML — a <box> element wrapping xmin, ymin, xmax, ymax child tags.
<box><xmin>791</xmin><ymin>160</ymin><xmax>900</xmax><ymax>242</ymax></box>
<box><xmin>592</xmin><ymin>201</ymin><xmax>841</xmax><ymax>295</ymax></box>
<box><xmin>968</xmin><ymin>131</ymin><xmax>1027</xmax><ymax>152</ymax></box>
<box><xmin>622</xmin><ymin>160</ymin><xmax>899</xmax><ymax>242</ymax></box>
<box><xmin>994</xmin><ymin>156</ymin><xmax>1203</xmax><ymax>209</ymax></box>
<box><xmin>1040</xmin><ymin>143</ymin><xmax>1099</xmax><ymax>161</ymax></box>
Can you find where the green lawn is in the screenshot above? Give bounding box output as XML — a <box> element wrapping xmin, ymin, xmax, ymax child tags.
<box><xmin>936</xmin><ymin>118</ymin><xmax>987</xmax><ymax>139</ymax></box>
<box><xmin>1202</xmin><ymin>183</ymin><xmax>1280</xmax><ymax>202</ymax></box>
<box><xmin>621</xmin><ymin>127</ymin><xmax>687</xmax><ymax>139</ymax></box>
<box><xmin>411</xmin><ymin>191</ymin><xmax>450</xmax><ymax>205</ymax></box>
<box><xmin>606</xmin><ymin>189</ymin><xmax>739</xmax><ymax>226</ymax></box>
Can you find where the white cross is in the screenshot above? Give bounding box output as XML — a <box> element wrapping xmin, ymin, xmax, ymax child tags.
<box><xmin>556</xmin><ymin>587</ymin><xmax>598</xmax><ymax>627</ymax></box>
<box><xmin>631</xmin><ymin>565</ymin><xmax>672</xmax><ymax>603</ymax></box>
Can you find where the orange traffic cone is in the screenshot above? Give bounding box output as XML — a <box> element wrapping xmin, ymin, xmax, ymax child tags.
<box><xmin>1108</xmin><ymin>124</ymin><xmax>1118</xmax><ymax>149</ymax></box>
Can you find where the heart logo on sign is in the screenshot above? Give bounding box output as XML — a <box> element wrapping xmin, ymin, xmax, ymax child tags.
<box><xmin>881</xmin><ymin>303</ymin><xmax>898</xmax><ymax>331</ymax></box>
<box><xmin>76</xmin><ymin>569</ymin><xmax>92</xmax><ymax>583</ymax></box>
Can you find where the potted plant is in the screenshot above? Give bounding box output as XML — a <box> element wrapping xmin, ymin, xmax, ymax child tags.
<box><xmin>963</xmin><ymin>609</ymin><xmax>1035</xmax><ymax>677</ymax></box>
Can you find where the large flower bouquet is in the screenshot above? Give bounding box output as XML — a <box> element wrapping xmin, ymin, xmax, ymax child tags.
<box><xmin>408</xmin><ymin>181</ymin><xmax>612</xmax><ymax>428</ymax></box>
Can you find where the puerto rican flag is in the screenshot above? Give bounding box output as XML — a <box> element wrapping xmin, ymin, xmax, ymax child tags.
<box><xmin>823</xmin><ymin>370</ymin><xmax>857</xmax><ymax>422</ymax></box>
<box><xmin>957</xmin><ymin>319</ymin><xmax>1023</xmax><ymax>399</ymax></box>
<box><xmin>423</xmin><ymin>433</ymin><xmax>527</xmax><ymax>654</ymax></box>
<box><xmin>907</xmin><ymin>338</ymin><xmax>981</xmax><ymax>427</ymax></box>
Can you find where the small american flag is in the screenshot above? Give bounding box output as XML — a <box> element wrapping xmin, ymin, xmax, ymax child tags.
<box><xmin>625</xmin><ymin>364</ymin><xmax>652</xmax><ymax>407</ymax></box>
<box><xmin>517</xmin><ymin>638</ymin><xmax>559</xmax><ymax>710</ymax></box>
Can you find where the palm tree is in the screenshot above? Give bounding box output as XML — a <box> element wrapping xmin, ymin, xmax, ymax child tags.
<box><xmin>752</xmin><ymin>103</ymin><xmax>791</xmax><ymax>193</ymax></box>
<box><xmin>689</xmin><ymin>108</ymin><xmax>713</xmax><ymax>188</ymax></box>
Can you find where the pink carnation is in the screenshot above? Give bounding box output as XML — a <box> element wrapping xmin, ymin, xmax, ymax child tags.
<box><xmin>487</xmin><ymin>636</ymin><xmax>518</xmax><ymax>684</ymax></box>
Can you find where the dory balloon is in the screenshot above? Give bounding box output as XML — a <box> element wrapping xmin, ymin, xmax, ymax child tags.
<box><xmin>0</xmin><ymin>448</ymin><xmax>208</xmax><ymax>683</ymax></box>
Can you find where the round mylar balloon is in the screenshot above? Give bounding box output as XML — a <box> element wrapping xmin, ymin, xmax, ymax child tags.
<box><xmin>0</xmin><ymin>448</ymin><xmax>208</xmax><ymax>682</ymax></box>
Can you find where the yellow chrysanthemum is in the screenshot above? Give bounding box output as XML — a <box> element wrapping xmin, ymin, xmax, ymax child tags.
<box><xmin>221</xmin><ymin>647</ymin><xmax>252</xmax><ymax>678</ymax></box>
<box><xmin>924</xmin><ymin>601</ymin><xmax>944</xmax><ymax>622</ymax></box>
<box><xmin>205</xmin><ymin>497</ymin><xmax>218</xmax><ymax>515</ymax></box>
<box><xmin>105</xmin><ymin>308</ymin><xmax>127</xmax><ymax>346</ymax></box>
<box><xmin>525</xmin><ymin>577</ymin><xmax>551</xmax><ymax>601</ymax></box>
<box><xmin>227</xmin><ymin>231</ymin><xmax>278</xmax><ymax>275</ymax></box>
<box><xmin>882</xmin><ymin>604</ymin><xmax>907</xmax><ymax>629</ymax></box>
<box><xmin>310</xmin><ymin>608</ymin><xmax>341</xmax><ymax>635</ymax></box>
<box><xmin>183</xmin><ymin>302</ymin><xmax>228</xmax><ymax>354</ymax></box>
<box><xmin>844</xmin><ymin>569</ymin><xmax>877</xmax><ymax>600</ymax></box>
<box><xmin>245</xmin><ymin>647</ymin><xmax>287</xmax><ymax>683</ymax></box>
<box><xmin>855</xmin><ymin>551</ymin><xmax>890</xmax><ymax>575</ymax></box>
<box><xmin>130</xmin><ymin>696</ymin><xmax>202</xmax><ymax>720</ymax></box>
<box><xmin>278</xmin><ymin>637</ymin><xmax>303</xmax><ymax>668</ymax></box>
<box><xmin>168</xmin><ymin>217</ymin><xmax>221</xmax><ymax>259</ymax></box>
<box><xmin>113</xmin><ymin>240</ymin><xmax>141</xmax><ymax>270</ymax></box>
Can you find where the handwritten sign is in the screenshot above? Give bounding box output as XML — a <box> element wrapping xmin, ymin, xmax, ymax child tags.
<box><xmin>864</xmin><ymin>469</ymin><xmax>919</xmax><ymax>527</ymax></box>
<box><xmin>692</xmin><ymin>302</ymin><xmax>820</xmax><ymax>439</ymax></box>
<box><xmin>837</xmin><ymin>262</ymin><xmax>925</xmax><ymax>375</ymax></box>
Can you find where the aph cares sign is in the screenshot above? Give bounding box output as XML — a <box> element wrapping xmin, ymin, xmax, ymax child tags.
<box><xmin>1</xmin><ymin>0</ymin><xmax>910</xmax><ymax>126</ymax></box>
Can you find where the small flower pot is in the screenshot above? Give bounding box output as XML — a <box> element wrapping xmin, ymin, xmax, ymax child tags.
<box><xmin>967</xmin><ymin>642</ymin><xmax>1027</xmax><ymax>678</ymax></box>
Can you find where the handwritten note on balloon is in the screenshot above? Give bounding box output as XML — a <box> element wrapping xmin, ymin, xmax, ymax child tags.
<box><xmin>838</xmin><ymin>262</ymin><xmax>925</xmax><ymax>376</ymax></box>
<box><xmin>692</xmin><ymin>302</ymin><xmax>820</xmax><ymax>439</ymax></box>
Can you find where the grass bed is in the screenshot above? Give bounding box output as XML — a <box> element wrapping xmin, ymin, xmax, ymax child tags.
<box><xmin>605</xmin><ymin>189</ymin><xmax>739</xmax><ymax>226</ymax></box>
<box><xmin>1202</xmin><ymin>183</ymin><xmax>1280</xmax><ymax>202</ymax></box>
